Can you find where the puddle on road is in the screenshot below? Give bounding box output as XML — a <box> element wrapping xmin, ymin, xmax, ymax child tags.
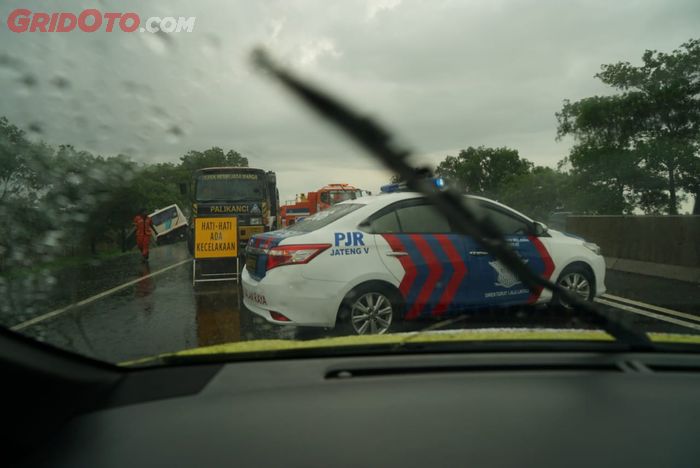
<box><xmin>192</xmin><ymin>282</ymin><xmax>302</xmax><ymax>349</ymax></box>
<box><xmin>194</xmin><ymin>284</ymin><xmax>243</xmax><ymax>347</ymax></box>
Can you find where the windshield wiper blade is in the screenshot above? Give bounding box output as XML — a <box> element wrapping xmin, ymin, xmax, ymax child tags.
<box><xmin>251</xmin><ymin>48</ymin><xmax>652</xmax><ymax>350</ymax></box>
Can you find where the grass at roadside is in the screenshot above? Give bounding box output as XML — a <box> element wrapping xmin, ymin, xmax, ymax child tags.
<box><xmin>1</xmin><ymin>249</ymin><xmax>136</xmax><ymax>280</ymax></box>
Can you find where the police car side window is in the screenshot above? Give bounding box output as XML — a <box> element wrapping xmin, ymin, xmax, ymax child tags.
<box><xmin>481</xmin><ymin>204</ymin><xmax>531</xmax><ymax>235</ymax></box>
<box><xmin>368</xmin><ymin>211</ymin><xmax>400</xmax><ymax>233</ymax></box>
<box><xmin>396</xmin><ymin>204</ymin><xmax>452</xmax><ymax>233</ymax></box>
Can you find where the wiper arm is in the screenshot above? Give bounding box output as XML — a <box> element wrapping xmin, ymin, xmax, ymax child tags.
<box><xmin>251</xmin><ymin>48</ymin><xmax>652</xmax><ymax>350</ymax></box>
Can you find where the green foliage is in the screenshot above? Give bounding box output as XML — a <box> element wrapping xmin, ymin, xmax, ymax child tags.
<box><xmin>179</xmin><ymin>147</ymin><xmax>248</xmax><ymax>173</ymax></box>
<box><xmin>0</xmin><ymin>117</ymin><xmax>52</xmax><ymax>202</ymax></box>
<box><xmin>413</xmin><ymin>145</ymin><xmax>640</xmax><ymax>219</ymax></box>
<box><xmin>0</xmin><ymin>115</ymin><xmax>253</xmax><ymax>269</ymax></box>
<box><xmin>497</xmin><ymin>167</ymin><xmax>568</xmax><ymax>220</ymax></box>
<box><xmin>435</xmin><ymin>146</ymin><xmax>532</xmax><ymax>197</ymax></box>
<box><xmin>558</xmin><ymin>38</ymin><xmax>700</xmax><ymax>214</ymax></box>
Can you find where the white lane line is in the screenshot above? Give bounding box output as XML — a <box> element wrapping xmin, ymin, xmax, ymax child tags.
<box><xmin>602</xmin><ymin>293</ymin><xmax>700</xmax><ymax>323</ymax></box>
<box><xmin>11</xmin><ymin>259</ymin><xmax>191</xmax><ymax>332</ymax></box>
<box><xmin>595</xmin><ymin>298</ymin><xmax>700</xmax><ymax>332</ymax></box>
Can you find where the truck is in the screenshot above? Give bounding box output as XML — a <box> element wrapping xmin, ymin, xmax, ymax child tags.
<box><xmin>149</xmin><ymin>204</ymin><xmax>188</xmax><ymax>245</ymax></box>
<box><xmin>124</xmin><ymin>204</ymin><xmax>188</xmax><ymax>250</ymax></box>
<box><xmin>280</xmin><ymin>183</ymin><xmax>364</xmax><ymax>227</ymax></box>
<box><xmin>184</xmin><ymin>167</ymin><xmax>280</xmax><ymax>284</ymax></box>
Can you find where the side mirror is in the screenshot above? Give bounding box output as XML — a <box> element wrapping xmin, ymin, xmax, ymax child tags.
<box><xmin>533</xmin><ymin>221</ymin><xmax>548</xmax><ymax>236</ymax></box>
<box><xmin>179</xmin><ymin>183</ymin><xmax>188</xmax><ymax>195</ymax></box>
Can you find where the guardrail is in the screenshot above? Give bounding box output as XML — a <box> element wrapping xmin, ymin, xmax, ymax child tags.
<box><xmin>565</xmin><ymin>215</ymin><xmax>700</xmax><ymax>283</ymax></box>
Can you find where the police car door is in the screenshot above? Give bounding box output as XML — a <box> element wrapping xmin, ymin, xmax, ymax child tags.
<box><xmin>464</xmin><ymin>202</ymin><xmax>552</xmax><ymax>306</ymax></box>
<box><xmin>367</xmin><ymin>200</ymin><xmax>468</xmax><ymax>320</ymax></box>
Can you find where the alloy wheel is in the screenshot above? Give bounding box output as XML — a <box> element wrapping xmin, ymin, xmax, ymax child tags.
<box><xmin>350</xmin><ymin>292</ymin><xmax>393</xmax><ymax>335</ymax></box>
<box><xmin>557</xmin><ymin>272</ymin><xmax>591</xmax><ymax>308</ymax></box>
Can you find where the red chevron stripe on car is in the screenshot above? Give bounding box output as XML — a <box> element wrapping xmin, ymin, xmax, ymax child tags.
<box><xmin>405</xmin><ymin>234</ymin><xmax>443</xmax><ymax>319</ymax></box>
<box><xmin>383</xmin><ymin>234</ymin><xmax>418</xmax><ymax>300</ymax></box>
<box><xmin>432</xmin><ymin>234</ymin><xmax>468</xmax><ymax>316</ymax></box>
<box><xmin>527</xmin><ymin>235</ymin><xmax>555</xmax><ymax>303</ymax></box>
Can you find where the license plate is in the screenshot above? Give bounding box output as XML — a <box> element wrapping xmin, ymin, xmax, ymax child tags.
<box><xmin>246</xmin><ymin>255</ymin><xmax>257</xmax><ymax>272</ymax></box>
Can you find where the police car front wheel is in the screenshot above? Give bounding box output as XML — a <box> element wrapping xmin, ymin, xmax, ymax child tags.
<box><xmin>553</xmin><ymin>264</ymin><xmax>595</xmax><ymax>310</ymax></box>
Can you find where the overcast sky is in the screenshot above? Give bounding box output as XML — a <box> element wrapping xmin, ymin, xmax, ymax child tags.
<box><xmin>1</xmin><ymin>0</ymin><xmax>698</xmax><ymax>203</ymax></box>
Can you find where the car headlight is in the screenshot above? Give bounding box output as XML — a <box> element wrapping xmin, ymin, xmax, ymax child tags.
<box><xmin>249</xmin><ymin>217</ymin><xmax>263</xmax><ymax>225</ymax></box>
<box><xmin>583</xmin><ymin>242</ymin><xmax>601</xmax><ymax>255</ymax></box>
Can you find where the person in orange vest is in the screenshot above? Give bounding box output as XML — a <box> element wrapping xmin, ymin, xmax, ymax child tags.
<box><xmin>133</xmin><ymin>208</ymin><xmax>158</xmax><ymax>262</ymax></box>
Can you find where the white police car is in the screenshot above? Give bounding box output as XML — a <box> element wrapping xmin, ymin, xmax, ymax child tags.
<box><xmin>242</xmin><ymin>191</ymin><xmax>606</xmax><ymax>335</ymax></box>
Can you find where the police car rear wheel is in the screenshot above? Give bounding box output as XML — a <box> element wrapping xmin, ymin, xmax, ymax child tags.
<box><xmin>350</xmin><ymin>292</ymin><xmax>394</xmax><ymax>335</ymax></box>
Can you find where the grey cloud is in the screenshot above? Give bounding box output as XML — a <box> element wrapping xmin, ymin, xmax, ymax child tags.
<box><xmin>0</xmin><ymin>0</ymin><xmax>698</xmax><ymax>200</ymax></box>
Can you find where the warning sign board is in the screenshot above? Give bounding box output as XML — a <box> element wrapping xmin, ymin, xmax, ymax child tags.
<box><xmin>194</xmin><ymin>217</ymin><xmax>238</xmax><ymax>259</ymax></box>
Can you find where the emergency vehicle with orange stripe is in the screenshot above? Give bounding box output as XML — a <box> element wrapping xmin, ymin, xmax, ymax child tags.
<box><xmin>242</xmin><ymin>186</ymin><xmax>606</xmax><ymax>335</ymax></box>
<box><xmin>280</xmin><ymin>183</ymin><xmax>365</xmax><ymax>227</ymax></box>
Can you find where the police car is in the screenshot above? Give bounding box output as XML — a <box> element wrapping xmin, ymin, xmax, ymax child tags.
<box><xmin>242</xmin><ymin>190</ymin><xmax>606</xmax><ymax>335</ymax></box>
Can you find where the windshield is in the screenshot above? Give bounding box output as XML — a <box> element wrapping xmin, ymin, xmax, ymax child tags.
<box><xmin>329</xmin><ymin>190</ymin><xmax>362</xmax><ymax>204</ymax></box>
<box><xmin>195</xmin><ymin>174</ymin><xmax>264</xmax><ymax>202</ymax></box>
<box><xmin>151</xmin><ymin>207</ymin><xmax>178</xmax><ymax>227</ymax></box>
<box><xmin>1</xmin><ymin>1</ymin><xmax>699</xmax><ymax>367</ymax></box>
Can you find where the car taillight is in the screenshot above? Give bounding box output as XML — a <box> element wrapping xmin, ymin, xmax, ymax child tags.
<box><xmin>265</xmin><ymin>244</ymin><xmax>331</xmax><ymax>271</ymax></box>
<box><xmin>270</xmin><ymin>311</ymin><xmax>291</xmax><ymax>322</ymax></box>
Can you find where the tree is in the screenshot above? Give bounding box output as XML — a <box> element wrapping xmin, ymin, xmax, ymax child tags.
<box><xmin>179</xmin><ymin>147</ymin><xmax>248</xmax><ymax>173</ymax></box>
<box><xmin>0</xmin><ymin>117</ymin><xmax>52</xmax><ymax>202</ymax></box>
<box><xmin>497</xmin><ymin>166</ymin><xmax>624</xmax><ymax>220</ymax></box>
<box><xmin>556</xmin><ymin>93</ymin><xmax>668</xmax><ymax>214</ymax></box>
<box><xmin>498</xmin><ymin>167</ymin><xmax>571</xmax><ymax>220</ymax></box>
<box><xmin>1</xmin><ymin>119</ymin><xmax>260</xmax><ymax>265</ymax></box>
<box><xmin>33</xmin><ymin>146</ymin><xmax>140</xmax><ymax>255</ymax></box>
<box><xmin>559</xmin><ymin>38</ymin><xmax>700</xmax><ymax>214</ymax></box>
<box><xmin>435</xmin><ymin>146</ymin><xmax>532</xmax><ymax>196</ymax></box>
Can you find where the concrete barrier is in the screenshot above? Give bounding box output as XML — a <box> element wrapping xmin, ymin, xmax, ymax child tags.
<box><xmin>565</xmin><ymin>215</ymin><xmax>700</xmax><ymax>283</ymax></box>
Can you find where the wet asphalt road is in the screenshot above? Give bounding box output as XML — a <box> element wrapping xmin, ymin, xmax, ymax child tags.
<box><xmin>5</xmin><ymin>242</ymin><xmax>700</xmax><ymax>363</ymax></box>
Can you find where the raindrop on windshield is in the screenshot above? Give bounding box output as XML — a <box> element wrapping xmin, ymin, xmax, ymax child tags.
<box><xmin>168</xmin><ymin>125</ymin><xmax>184</xmax><ymax>136</ymax></box>
<box><xmin>28</xmin><ymin>122</ymin><xmax>43</xmax><ymax>134</ymax></box>
<box><xmin>202</xmin><ymin>34</ymin><xmax>222</xmax><ymax>57</ymax></box>
<box><xmin>0</xmin><ymin>53</ymin><xmax>21</xmax><ymax>68</ymax></box>
<box><xmin>166</xmin><ymin>125</ymin><xmax>185</xmax><ymax>144</ymax></box>
<box><xmin>50</xmin><ymin>75</ymin><xmax>71</xmax><ymax>89</ymax></box>
<box><xmin>141</xmin><ymin>30</ymin><xmax>174</xmax><ymax>55</ymax></box>
<box><xmin>20</xmin><ymin>74</ymin><xmax>38</xmax><ymax>88</ymax></box>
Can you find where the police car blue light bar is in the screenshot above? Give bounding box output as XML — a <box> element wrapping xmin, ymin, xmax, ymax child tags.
<box><xmin>379</xmin><ymin>182</ymin><xmax>405</xmax><ymax>193</ymax></box>
<box><xmin>380</xmin><ymin>177</ymin><xmax>446</xmax><ymax>193</ymax></box>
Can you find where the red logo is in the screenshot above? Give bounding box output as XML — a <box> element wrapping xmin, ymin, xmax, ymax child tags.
<box><xmin>6</xmin><ymin>9</ymin><xmax>139</xmax><ymax>33</ymax></box>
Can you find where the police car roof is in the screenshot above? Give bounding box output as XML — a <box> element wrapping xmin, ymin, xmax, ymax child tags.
<box><xmin>339</xmin><ymin>191</ymin><xmax>535</xmax><ymax>223</ymax></box>
<box><xmin>338</xmin><ymin>191</ymin><xmax>422</xmax><ymax>206</ymax></box>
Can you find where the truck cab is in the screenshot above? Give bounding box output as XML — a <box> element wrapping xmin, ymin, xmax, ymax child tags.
<box><xmin>281</xmin><ymin>183</ymin><xmax>364</xmax><ymax>227</ymax></box>
<box><xmin>186</xmin><ymin>167</ymin><xmax>280</xmax><ymax>257</ymax></box>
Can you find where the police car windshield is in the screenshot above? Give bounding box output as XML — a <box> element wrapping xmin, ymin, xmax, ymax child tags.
<box><xmin>286</xmin><ymin>203</ymin><xmax>362</xmax><ymax>233</ymax></box>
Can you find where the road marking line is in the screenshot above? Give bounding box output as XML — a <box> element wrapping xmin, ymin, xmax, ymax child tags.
<box><xmin>11</xmin><ymin>259</ymin><xmax>191</xmax><ymax>332</ymax></box>
<box><xmin>602</xmin><ymin>293</ymin><xmax>700</xmax><ymax>323</ymax></box>
<box><xmin>595</xmin><ymin>298</ymin><xmax>700</xmax><ymax>332</ymax></box>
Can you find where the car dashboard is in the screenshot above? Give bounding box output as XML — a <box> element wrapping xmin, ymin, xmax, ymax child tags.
<box><xmin>18</xmin><ymin>351</ymin><xmax>700</xmax><ymax>468</ymax></box>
